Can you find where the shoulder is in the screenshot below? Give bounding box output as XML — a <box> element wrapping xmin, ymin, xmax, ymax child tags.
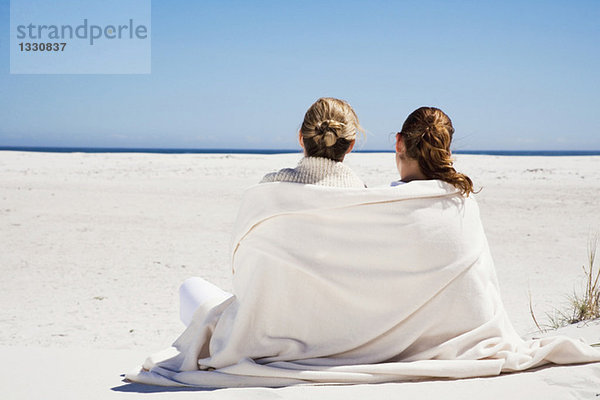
<box><xmin>260</xmin><ymin>168</ymin><xmax>298</xmax><ymax>184</ymax></box>
<box><xmin>260</xmin><ymin>172</ymin><xmax>276</xmax><ymax>183</ymax></box>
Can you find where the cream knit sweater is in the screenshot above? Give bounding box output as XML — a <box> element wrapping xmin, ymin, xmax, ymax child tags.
<box><xmin>260</xmin><ymin>156</ymin><xmax>366</xmax><ymax>188</ymax></box>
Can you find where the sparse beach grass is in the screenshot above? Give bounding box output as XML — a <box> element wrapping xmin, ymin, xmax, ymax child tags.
<box><xmin>531</xmin><ymin>234</ymin><xmax>599</xmax><ymax>332</ymax></box>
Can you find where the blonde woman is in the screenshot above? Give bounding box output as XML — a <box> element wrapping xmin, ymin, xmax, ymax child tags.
<box><xmin>179</xmin><ymin>97</ymin><xmax>364</xmax><ymax>326</ymax></box>
<box><xmin>261</xmin><ymin>97</ymin><xmax>365</xmax><ymax>187</ymax></box>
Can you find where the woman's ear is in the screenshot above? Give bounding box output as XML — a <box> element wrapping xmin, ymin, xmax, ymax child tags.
<box><xmin>298</xmin><ymin>130</ymin><xmax>304</xmax><ymax>149</ymax></box>
<box><xmin>395</xmin><ymin>133</ymin><xmax>404</xmax><ymax>153</ymax></box>
<box><xmin>345</xmin><ymin>139</ymin><xmax>355</xmax><ymax>154</ymax></box>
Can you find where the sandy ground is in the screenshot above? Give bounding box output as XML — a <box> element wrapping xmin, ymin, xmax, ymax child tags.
<box><xmin>1</xmin><ymin>151</ymin><xmax>600</xmax><ymax>398</ymax></box>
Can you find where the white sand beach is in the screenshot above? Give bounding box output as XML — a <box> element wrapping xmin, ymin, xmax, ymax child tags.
<box><xmin>1</xmin><ymin>151</ymin><xmax>600</xmax><ymax>398</ymax></box>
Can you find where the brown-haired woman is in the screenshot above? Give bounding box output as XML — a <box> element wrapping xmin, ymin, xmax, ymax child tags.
<box><xmin>394</xmin><ymin>106</ymin><xmax>475</xmax><ymax>196</ymax></box>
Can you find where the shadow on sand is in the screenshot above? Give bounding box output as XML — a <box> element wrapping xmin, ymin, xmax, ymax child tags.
<box><xmin>111</xmin><ymin>382</ymin><xmax>216</xmax><ymax>393</ymax></box>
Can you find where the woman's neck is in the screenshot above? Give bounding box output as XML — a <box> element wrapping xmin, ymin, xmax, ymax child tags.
<box><xmin>397</xmin><ymin>155</ymin><xmax>427</xmax><ymax>182</ymax></box>
<box><xmin>401</xmin><ymin>172</ymin><xmax>427</xmax><ymax>182</ymax></box>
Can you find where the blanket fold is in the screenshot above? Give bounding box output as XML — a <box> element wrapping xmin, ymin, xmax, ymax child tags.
<box><xmin>127</xmin><ymin>180</ymin><xmax>600</xmax><ymax>387</ymax></box>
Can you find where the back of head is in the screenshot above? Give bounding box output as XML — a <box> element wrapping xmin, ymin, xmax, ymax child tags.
<box><xmin>301</xmin><ymin>98</ymin><xmax>362</xmax><ymax>162</ymax></box>
<box><xmin>400</xmin><ymin>107</ymin><xmax>475</xmax><ymax>196</ymax></box>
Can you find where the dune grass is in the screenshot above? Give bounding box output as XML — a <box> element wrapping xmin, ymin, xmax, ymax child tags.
<box><xmin>530</xmin><ymin>234</ymin><xmax>599</xmax><ymax>332</ymax></box>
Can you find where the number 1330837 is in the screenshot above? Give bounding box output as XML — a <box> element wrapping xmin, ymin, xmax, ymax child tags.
<box><xmin>18</xmin><ymin>42</ymin><xmax>67</xmax><ymax>51</ymax></box>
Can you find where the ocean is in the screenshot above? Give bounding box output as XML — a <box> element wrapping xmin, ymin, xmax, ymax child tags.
<box><xmin>1</xmin><ymin>146</ymin><xmax>600</xmax><ymax>156</ymax></box>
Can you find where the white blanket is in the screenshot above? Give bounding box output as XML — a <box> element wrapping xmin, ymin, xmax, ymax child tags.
<box><xmin>127</xmin><ymin>180</ymin><xmax>600</xmax><ymax>387</ymax></box>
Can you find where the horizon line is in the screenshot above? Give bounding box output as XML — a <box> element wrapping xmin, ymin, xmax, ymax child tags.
<box><xmin>1</xmin><ymin>146</ymin><xmax>600</xmax><ymax>156</ymax></box>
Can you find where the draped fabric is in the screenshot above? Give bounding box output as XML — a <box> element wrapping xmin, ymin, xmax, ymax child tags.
<box><xmin>127</xmin><ymin>181</ymin><xmax>600</xmax><ymax>387</ymax></box>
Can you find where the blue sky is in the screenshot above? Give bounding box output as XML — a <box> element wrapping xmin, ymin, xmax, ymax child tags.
<box><xmin>1</xmin><ymin>0</ymin><xmax>599</xmax><ymax>150</ymax></box>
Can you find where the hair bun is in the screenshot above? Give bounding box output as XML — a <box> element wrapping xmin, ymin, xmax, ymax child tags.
<box><xmin>316</xmin><ymin>120</ymin><xmax>343</xmax><ymax>147</ymax></box>
<box><xmin>322</xmin><ymin>131</ymin><xmax>337</xmax><ymax>147</ymax></box>
<box><xmin>299</xmin><ymin>97</ymin><xmax>362</xmax><ymax>161</ymax></box>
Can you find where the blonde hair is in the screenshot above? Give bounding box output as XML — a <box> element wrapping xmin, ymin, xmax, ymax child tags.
<box><xmin>301</xmin><ymin>97</ymin><xmax>363</xmax><ymax>162</ymax></box>
<box><xmin>400</xmin><ymin>107</ymin><xmax>475</xmax><ymax>196</ymax></box>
